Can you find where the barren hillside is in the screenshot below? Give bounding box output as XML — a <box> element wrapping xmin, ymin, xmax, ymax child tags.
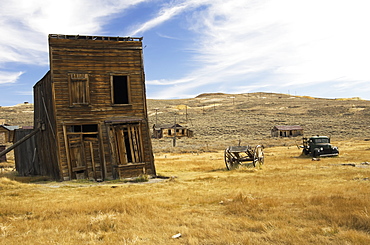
<box><xmin>147</xmin><ymin>93</ymin><xmax>370</xmax><ymax>151</ymax></box>
<box><xmin>1</xmin><ymin>92</ymin><xmax>370</xmax><ymax>152</ymax></box>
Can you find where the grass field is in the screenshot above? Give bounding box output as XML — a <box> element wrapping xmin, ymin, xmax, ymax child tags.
<box><xmin>1</xmin><ymin>140</ymin><xmax>370</xmax><ymax>244</ymax></box>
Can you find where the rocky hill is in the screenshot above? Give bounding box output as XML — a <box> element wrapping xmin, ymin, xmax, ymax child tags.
<box><xmin>1</xmin><ymin>93</ymin><xmax>369</xmax><ymax>152</ymax></box>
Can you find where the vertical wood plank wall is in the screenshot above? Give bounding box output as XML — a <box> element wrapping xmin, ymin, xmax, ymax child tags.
<box><xmin>33</xmin><ymin>71</ymin><xmax>60</xmax><ymax>179</ymax></box>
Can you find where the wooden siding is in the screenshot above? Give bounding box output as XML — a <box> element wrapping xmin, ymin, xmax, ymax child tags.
<box><xmin>14</xmin><ymin>129</ymin><xmax>40</xmax><ymax>176</ymax></box>
<box><xmin>33</xmin><ymin>71</ymin><xmax>60</xmax><ymax>179</ymax></box>
<box><xmin>35</xmin><ymin>35</ymin><xmax>156</xmax><ymax>180</ymax></box>
<box><xmin>0</xmin><ymin>145</ymin><xmax>5</xmax><ymax>162</ymax></box>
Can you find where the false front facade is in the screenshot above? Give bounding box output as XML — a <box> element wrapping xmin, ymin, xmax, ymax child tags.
<box><xmin>33</xmin><ymin>34</ymin><xmax>156</xmax><ymax>181</ymax></box>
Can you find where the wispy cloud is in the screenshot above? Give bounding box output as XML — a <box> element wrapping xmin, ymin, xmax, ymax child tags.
<box><xmin>129</xmin><ymin>0</ymin><xmax>209</xmax><ymax>36</ymax></box>
<box><xmin>0</xmin><ymin>71</ymin><xmax>24</xmax><ymax>85</ymax></box>
<box><xmin>0</xmin><ymin>0</ymin><xmax>147</xmax><ymax>68</ymax></box>
<box><xmin>1</xmin><ymin>0</ymin><xmax>369</xmax><ymax>103</ymax></box>
<box><xmin>142</xmin><ymin>0</ymin><xmax>370</xmax><ymax>99</ymax></box>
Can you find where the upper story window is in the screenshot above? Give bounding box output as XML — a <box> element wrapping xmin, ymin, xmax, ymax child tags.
<box><xmin>111</xmin><ymin>75</ymin><xmax>130</xmax><ymax>105</ymax></box>
<box><xmin>69</xmin><ymin>73</ymin><xmax>90</xmax><ymax>106</ymax></box>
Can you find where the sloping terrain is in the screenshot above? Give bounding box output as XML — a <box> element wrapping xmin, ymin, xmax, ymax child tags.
<box><xmin>1</xmin><ymin>92</ymin><xmax>370</xmax><ymax>152</ymax></box>
<box><xmin>146</xmin><ymin>93</ymin><xmax>370</xmax><ymax>152</ymax></box>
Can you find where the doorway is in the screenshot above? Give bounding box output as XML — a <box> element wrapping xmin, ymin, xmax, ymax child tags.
<box><xmin>64</xmin><ymin>124</ymin><xmax>104</xmax><ymax>180</ymax></box>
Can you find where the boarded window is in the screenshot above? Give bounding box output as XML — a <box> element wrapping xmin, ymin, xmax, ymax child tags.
<box><xmin>69</xmin><ymin>74</ymin><xmax>89</xmax><ymax>105</ymax></box>
<box><xmin>111</xmin><ymin>75</ymin><xmax>130</xmax><ymax>104</ymax></box>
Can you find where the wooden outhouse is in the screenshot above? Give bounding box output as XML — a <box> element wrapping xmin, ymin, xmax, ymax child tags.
<box><xmin>152</xmin><ymin>124</ymin><xmax>194</xmax><ymax>139</ymax></box>
<box><xmin>271</xmin><ymin>125</ymin><xmax>303</xmax><ymax>137</ymax></box>
<box><xmin>30</xmin><ymin>34</ymin><xmax>156</xmax><ymax>181</ymax></box>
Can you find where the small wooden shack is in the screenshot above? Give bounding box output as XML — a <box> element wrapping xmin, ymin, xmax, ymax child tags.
<box><xmin>152</xmin><ymin>124</ymin><xmax>194</xmax><ymax>138</ymax></box>
<box><xmin>17</xmin><ymin>34</ymin><xmax>156</xmax><ymax>181</ymax></box>
<box><xmin>0</xmin><ymin>125</ymin><xmax>19</xmax><ymax>144</ymax></box>
<box><xmin>271</xmin><ymin>125</ymin><xmax>303</xmax><ymax>137</ymax></box>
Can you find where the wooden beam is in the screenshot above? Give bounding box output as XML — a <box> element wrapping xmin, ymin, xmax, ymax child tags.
<box><xmin>0</xmin><ymin>127</ymin><xmax>41</xmax><ymax>158</ymax></box>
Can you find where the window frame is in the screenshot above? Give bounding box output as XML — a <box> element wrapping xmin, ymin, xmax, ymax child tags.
<box><xmin>110</xmin><ymin>74</ymin><xmax>131</xmax><ymax>106</ymax></box>
<box><xmin>68</xmin><ymin>73</ymin><xmax>90</xmax><ymax>106</ymax></box>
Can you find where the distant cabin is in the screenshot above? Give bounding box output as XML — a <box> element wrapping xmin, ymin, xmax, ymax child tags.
<box><xmin>152</xmin><ymin>124</ymin><xmax>194</xmax><ymax>139</ymax></box>
<box><xmin>15</xmin><ymin>34</ymin><xmax>156</xmax><ymax>181</ymax></box>
<box><xmin>0</xmin><ymin>125</ymin><xmax>19</xmax><ymax>144</ymax></box>
<box><xmin>271</xmin><ymin>125</ymin><xmax>303</xmax><ymax>137</ymax></box>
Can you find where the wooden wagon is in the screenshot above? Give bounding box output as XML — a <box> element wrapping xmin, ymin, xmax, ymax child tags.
<box><xmin>224</xmin><ymin>145</ymin><xmax>264</xmax><ymax>170</ymax></box>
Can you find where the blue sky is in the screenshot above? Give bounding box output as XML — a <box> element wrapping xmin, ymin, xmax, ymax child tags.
<box><xmin>1</xmin><ymin>0</ymin><xmax>370</xmax><ymax>106</ymax></box>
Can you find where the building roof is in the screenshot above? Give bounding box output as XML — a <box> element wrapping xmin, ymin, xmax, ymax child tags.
<box><xmin>49</xmin><ymin>34</ymin><xmax>142</xmax><ymax>42</ymax></box>
<box><xmin>273</xmin><ymin>125</ymin><xmax>303</xmax><ymax>131</ymax></box>
<box><xmin>154</xmin><ymin>124</ymin><xmax>185</xmax><ymax>130</ymax></box>
<box><xmin>0</xmin><ymin>125</ymin><xmax>19</xmax><ymax>131</ymax></box>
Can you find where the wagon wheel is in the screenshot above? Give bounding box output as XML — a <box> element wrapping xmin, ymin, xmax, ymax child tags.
<box><xmin>253</xmin><ymin>145</ymin><xmax>264</xmax><ymax>167</ymax></box>
<box><xmin>224</xmin><ymin>148</ymin><xmax>238</xmax><ymax>170</ymax></box>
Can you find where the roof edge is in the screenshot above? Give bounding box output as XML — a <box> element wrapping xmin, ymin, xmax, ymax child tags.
<box><xmin>49</xmin><ymin>34</ymin><xmax>143</xmax><ymax>42</ymax></box>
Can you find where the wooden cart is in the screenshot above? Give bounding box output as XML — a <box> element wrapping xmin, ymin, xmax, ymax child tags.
<box><xmin>224</xmin><ymin>145</ymin><xmax>264</xmax><ymax>170</ymax></box>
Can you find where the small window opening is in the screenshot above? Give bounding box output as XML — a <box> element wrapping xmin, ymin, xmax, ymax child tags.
<box><xmin>112</xmin><ymin>75</ymin><xmax>129</xmax><ymax>104</ymax></box>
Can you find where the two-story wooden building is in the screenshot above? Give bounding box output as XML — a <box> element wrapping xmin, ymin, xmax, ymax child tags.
<box><xmin>31</xmin><ymin>34</ymin><xmax>156</xmax><ymax>181</ymax></box>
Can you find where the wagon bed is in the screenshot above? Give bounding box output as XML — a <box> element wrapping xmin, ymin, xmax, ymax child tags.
<box><xmin>224</xmin><ymin>145</ymin><xmax>264</xmax><ymax>170</ymax></box>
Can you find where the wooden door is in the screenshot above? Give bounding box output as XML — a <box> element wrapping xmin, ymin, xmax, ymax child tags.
<box><xmin>67</xmin><ymin>134</ymin><xmax>103</xmax><ymax>180</ymax></box>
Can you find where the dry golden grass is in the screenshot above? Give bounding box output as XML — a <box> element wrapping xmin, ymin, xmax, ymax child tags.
<box><xmin>1</xmin><ymin>140</ymin><xmax>370</xmax><ymax>244</ymax></box>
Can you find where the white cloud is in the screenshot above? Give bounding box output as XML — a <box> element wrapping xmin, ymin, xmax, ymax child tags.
<box><xmin>141</xmin><ymin>0</ymin><xmax>370</xmax><ymax>99</ymax></box>
<box><xmin>0</xmin><ymin>0</ymin><xmax>148</xmax><ymax>66</ymax></box>
<box><xmin>2</xmin><ymin>0</ymin><xmax>369</xmax><ymax>99</ymax></box>
<box><xmin>0</xmin><ymin>71</ymin><xmax>24</xmax><ymax>84</ymax></box>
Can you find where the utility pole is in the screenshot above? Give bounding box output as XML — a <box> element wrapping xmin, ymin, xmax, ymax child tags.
<box><xmin>230</xmin><ymin>96</ymin><xmax>235</xmax><ymax>105</ymax></box>
<box><xmin>185</xmin><ymin>105</ymin><xmax>188</xmax><ymax>123</ymax></box>
<box><xmin>173</xmin><ymin>114</ymin><xmax>177</xmax><ymax>147</ymax></box>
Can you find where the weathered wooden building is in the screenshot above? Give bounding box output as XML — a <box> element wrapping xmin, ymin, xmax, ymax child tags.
<box><xmin>271</xmin><ymin>125</ymin><xmax>304</xmax><ymax>137</ymax></box>
<box><xmin>152</xmin><ymin>124</ymin><xmax>194</xmax><ymax>139</ymax></box>
<box><xmin>29</xmin><ymin>34</ymin><xmax>156</xmax><ymax>181</ymax></box>
<box><xmin>0</xmin><ymin>125</ymin><xmax>19</xmax><ymax>144</ymax></box>
<box><xmin>13</xmin><ymin>128</ymin><xmax>40</xmax><ymax>176</ymax></box>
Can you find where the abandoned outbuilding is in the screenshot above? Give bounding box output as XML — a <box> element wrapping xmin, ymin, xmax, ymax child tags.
<box><xmin>271</xmin><ymin>125</ymin><xmax>304</xmax><ymax>137</ymax></box>
<box><xmin>14</xmin><ymin>34</ymin><xmax>156</xmax><ymax>181</ymax></box>
<box><xmin>152</xmin><ymin>124</ymin><xmax>194</xmax><ymax>139</ymax></box>
<box><xmin>0</xmin><ymin>125</ymin><xmax>19</xmax><ymax>144</ymax></box>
